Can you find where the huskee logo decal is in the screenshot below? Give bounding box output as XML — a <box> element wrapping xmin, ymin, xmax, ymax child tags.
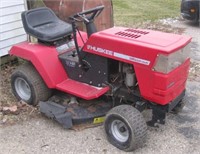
<box><xmin>87</xmin><ymin>45</ymin><xmax>150</xmax><ymax>66</ymax></box>
<box><xmin>87</xmin><ymin>45</ymin><xmax>113</xmax><ymax>56</ymax></box>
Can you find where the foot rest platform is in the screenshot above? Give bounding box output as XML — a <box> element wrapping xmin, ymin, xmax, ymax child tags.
<box><xmin>56</xmin><ymin>79</ymin><xmax>109</xmax><ymax>100</ymax></box>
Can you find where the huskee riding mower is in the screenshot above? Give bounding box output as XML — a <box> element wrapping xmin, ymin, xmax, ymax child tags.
<box><xmin>10</xmin><ymin>6</ymin><xmax>191</xmax><ymax>151</ymax></box>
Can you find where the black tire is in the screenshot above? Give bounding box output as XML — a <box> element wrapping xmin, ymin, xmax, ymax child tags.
<box><xmin>104</xmin><ymin>105</ymin><xmax>147</xmax><ymax>152</ymax></box>
<box><xmin>11</xmin><ymin>63</ymin><xmax>52</xmax><ymax>105</ymax></box>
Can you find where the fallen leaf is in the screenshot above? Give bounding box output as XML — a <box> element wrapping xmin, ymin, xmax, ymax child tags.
<box><xmin>3</xmin><ymin>105</ymin><xmax>18</xmax><ymax>112</ymax></box>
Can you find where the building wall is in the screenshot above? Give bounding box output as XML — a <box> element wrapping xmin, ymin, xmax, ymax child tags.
<box><xmin>0</xmin><ymin>0</ymin><xmax>27</xmax><ymax>57</ymax></box>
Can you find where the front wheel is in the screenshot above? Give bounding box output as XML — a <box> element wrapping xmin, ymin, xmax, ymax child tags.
<box><xmin>11</xmin><ymin>63</ymin><xmax>52</xmax><ymax>105</ymax></box>
<box><xmin>104</xmin><ymin>105</ymin><xmax>147</xmax><ymax>152</ymax></box>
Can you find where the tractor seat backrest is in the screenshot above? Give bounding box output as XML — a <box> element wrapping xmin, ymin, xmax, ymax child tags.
<box><xmin>21</xmin><ymin>7</ymin><xmax>73</xmax><ymax>43</ymax></box>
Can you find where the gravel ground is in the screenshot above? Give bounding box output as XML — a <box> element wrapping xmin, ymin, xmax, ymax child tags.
<box><xmin>0</xmin><ymin>19</ymin><xmax>200</xmax><ymax>154</ymax></box>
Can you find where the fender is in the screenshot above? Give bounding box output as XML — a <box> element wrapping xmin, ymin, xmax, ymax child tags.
<box><xmin>10</xmin><ymin>31</ymin><xmax>88</xmax><ymax>88</ymax></box>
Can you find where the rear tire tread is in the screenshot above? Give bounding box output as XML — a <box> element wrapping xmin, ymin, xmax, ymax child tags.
<box><xmin>11</xmin><ymin>62</ymin><xmax>52</xmax><ymax>105</ymax></box>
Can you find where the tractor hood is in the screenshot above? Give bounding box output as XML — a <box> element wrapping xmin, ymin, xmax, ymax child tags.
<box><xmin>83</xmin><ymin>27</ymin><xmax>191</xmax><ymax>67</ymax></box>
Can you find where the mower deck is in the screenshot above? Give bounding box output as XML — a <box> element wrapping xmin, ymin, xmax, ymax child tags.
<box><xmin>39</xmin><ymin>94</ymin><xmax>112</xmax><ymax>128</ymax></box>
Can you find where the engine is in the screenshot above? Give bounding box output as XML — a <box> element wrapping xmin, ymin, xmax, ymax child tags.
<box><xmin>107</xmin><ymin>60</ymin><xmax>139</xmax><ymax>105</ymax></box>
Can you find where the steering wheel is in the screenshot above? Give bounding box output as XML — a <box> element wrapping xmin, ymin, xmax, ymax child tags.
<box><xmin>70</xmin><ymin>5</ymin><xmax>104</xmax><ymax>23</ymax></box>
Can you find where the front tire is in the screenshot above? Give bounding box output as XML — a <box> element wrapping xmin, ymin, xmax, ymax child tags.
<box><xmin>11</xmin><ymin>63</ymin><xmax>52</xmax><ymax>105</ymax></box>
<box><xmin>104</xmin><ymin>105</ymin><xmax>147</xmax><ymax>152</ymax></box>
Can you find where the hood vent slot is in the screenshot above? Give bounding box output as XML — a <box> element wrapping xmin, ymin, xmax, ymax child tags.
<box><xmin>115</xmin><ymin>29</ymin><xmax>149</xmax><ymax>39</ymax></box>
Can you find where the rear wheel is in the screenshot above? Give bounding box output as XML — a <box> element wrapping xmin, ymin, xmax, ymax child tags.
<box><xmin>104</xmin><ymin>105</ymin><xmax>147</xmax><ymax>152</ymax></box>
<box><xmin>11</xmin><ymin>63</ymin><xmax>52</xmax><ymax>105</ymax></box>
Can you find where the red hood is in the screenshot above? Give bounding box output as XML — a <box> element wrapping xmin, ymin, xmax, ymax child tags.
<box><xmin>90</xmin><ymin>27</ymin><xmax>191</xmax><ymax>53</ymax></box>
<box><xmin>82</xmin><ymin>27</ymin><xmax>191</xmax><ymax>68</ymax></box>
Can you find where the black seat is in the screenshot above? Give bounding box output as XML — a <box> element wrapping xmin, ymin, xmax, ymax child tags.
<box><xmin>21</xmin><ymin>7</ymin><xmax>73</xmax><ymax>43</ymax></box>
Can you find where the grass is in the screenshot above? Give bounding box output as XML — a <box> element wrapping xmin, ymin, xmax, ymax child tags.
<box><xmin>113</xmin><ymin>0</ymin><xmax>181</xmax><ymax>26</ymax></box>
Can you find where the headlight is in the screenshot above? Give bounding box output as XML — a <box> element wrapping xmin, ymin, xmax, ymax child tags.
<box><xmin>153</xmin><ymin>44</ymin><xmax>191</xmax><ymax>74</ymax></box>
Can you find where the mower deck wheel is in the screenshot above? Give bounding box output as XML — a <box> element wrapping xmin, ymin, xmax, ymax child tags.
<box><xmin>11</xmin><ymin>62</ymin><xmax>52</xmax><ymax>105</ymax></box>
<box><xmin>104</xmin><ymin>105</ymin><xmax>147</xmax><ymax>152</ymax></box>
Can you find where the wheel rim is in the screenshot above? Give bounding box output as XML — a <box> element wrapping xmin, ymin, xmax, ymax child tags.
<box><xmin>111</xmin><ymin>119</ymin><xmax>129</xmax><ymax>142</ymax></box>
<box><xmin>14</xmin><ymin>77</ymin><xmax>31</xmax><ymax>101</ymax></box>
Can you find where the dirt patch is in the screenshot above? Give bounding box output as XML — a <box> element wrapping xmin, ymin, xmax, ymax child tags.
<box><xmin>134</xmin><ymin>21</ymin><xmax>185</xmax><ymax>34</ymax></box>
<box><xmin>1</xmin><ymin>64</ymin><xmax>17</xmax><ymax>105</ymax></box>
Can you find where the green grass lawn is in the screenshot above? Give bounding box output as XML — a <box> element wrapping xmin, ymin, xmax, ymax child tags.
<box><xmin>113</xmin><ymin>0</ymin><xmax>181</xmax><ymax>26</ymax></box>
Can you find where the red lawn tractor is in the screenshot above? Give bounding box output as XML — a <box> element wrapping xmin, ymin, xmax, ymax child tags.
<box><xmin>10</xmin><ymin>6</ymin><xmax>191</xmax><ymax>151</ymax></box>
